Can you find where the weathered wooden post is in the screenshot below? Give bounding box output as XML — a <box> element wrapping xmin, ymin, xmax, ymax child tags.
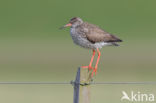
<box><xmin>72</xmin><ymin>67</ymin><xmax>92</xmax><ymax>103</ymax></box>
<box><xmin>80</xmin><ymin>67</ymin><xmax>92</xmax><ymax>103</ymax></box>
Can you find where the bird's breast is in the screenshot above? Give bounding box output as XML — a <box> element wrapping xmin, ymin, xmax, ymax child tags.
<box><xmin>70</xmin><ymin>27</ymin><xmax>95</xmax><ymax>49</ymax></box>
<box><xmin>70</xmin><ymin>28</ymin><xmax>82</xmax><ymax>44</ymax></box>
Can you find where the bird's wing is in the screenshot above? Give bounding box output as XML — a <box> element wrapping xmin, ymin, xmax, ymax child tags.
<box><xmin>83</xmin><ymin>23</ymin><xmax>122</xmax><ymax>43</ymax></box>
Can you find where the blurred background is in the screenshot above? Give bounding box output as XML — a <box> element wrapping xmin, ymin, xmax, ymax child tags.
<box><xmin>0</xmin><ymin>0</ymin><xmax>156</xmax><ymax>103</ymax></box>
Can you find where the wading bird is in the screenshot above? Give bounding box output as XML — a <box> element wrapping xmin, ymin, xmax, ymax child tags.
<box><xmin>60</xmin><ymin>17</ymin><xmax>122</xmax><ymax>77</ymax></box>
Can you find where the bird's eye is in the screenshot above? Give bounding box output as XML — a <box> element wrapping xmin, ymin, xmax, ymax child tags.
<box><xmin>70</xmin><ymin>17</ymin><xmax>78</xmax><ymax>23</ymax></box>
<box><xmin>71</xmin><ymin>17</ymin><xmax>77</xmax><ymax>21</ymax></box>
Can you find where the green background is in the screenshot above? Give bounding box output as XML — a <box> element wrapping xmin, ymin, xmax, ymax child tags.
<box><xmin>0</xmin><ymin>0</ymin><xmax>156</xmax><ymax>103</ymax></box>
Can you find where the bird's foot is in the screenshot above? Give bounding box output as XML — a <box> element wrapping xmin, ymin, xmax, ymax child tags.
<box><xmin>81</xmin><ymin>65</ymin><xmax>93</xmax><ymax>71</ymax></box>
<box><xmin>91</xmin><ymin>67</ymin><xmax>97</xmax><ymax>77</ymax></box>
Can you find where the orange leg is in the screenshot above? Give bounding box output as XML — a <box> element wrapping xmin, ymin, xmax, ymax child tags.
<box><xmin>91</xmin><ymin>48</ymin><xmax>101</xmax><ymax>77</ymax></box>
<box><xmin>81</xmin><ymin>49</ymin><xmax>95</xmax><ymax>70</ymax></box>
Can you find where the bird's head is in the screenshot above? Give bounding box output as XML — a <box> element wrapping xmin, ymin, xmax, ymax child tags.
<box><xmin>60</xmin><ymin>17</ymin><xmax>83</xmax><ymax>29</ymax></box>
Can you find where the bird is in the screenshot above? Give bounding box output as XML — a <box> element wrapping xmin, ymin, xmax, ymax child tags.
<box><xmin>60</xmin><ymin>17</ymin><xmax>122</xmax><ymax>77</ymax></box>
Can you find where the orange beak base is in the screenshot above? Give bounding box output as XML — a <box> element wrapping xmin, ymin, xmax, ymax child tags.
<box><xmin>64</xmin><ymin>23</ymin><xmax>72</xmax><ymax>27</ymax></box>
<box><xmin>60</xmin><ymin>23</ymin><xmax>72</xmax><ymax>29</ymax></box>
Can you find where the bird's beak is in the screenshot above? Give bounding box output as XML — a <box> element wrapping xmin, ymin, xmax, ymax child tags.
<box><xmin>59</xmin><ymin>23</ymin><xmax>72</xmax><ymax>29</ymax></box>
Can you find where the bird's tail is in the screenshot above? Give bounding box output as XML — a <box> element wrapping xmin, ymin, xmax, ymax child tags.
<box><xmin>111</xmin><ymin>42</ymin><xmax>120</xmax><ymax>46</ymax></box>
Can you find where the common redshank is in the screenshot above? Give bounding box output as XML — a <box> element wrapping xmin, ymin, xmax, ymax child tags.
<box><xmin>60</xmin><ymin>17</ymin><xmax>122</xmax><ymax>77</ymax></box>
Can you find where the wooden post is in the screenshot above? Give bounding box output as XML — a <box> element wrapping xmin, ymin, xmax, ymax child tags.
<box><xmin>80</xmin><ymin>68</ymin><xmax>92</xmax><ymax>103</ymax></box>
<box><xmin>72</xmin><ymin>67</ymin><xmax>92</xmax><ymax>103</ymax></box>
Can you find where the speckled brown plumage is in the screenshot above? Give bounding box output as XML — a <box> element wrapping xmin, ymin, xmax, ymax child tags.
<box><xmin>76</xmin><ymin>22</ymin><xmax>122</xmax><ymax>43</ymax></box>
<box><xmin>67</xmin><ymin>17</ymin><xmax>122</xmax><ymax>49</ymax></box>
